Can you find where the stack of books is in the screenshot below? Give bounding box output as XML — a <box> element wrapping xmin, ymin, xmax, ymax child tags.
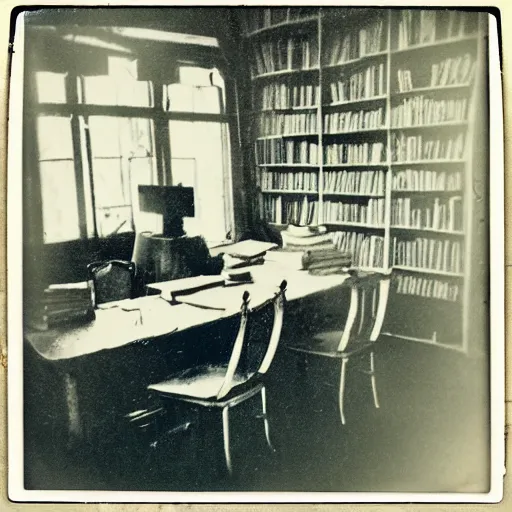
<box><xmin>31</xmin><ymin>282</ymin><xmax>95</xmax><ymax>330</ymax></box>
<box><xmin>302</xmin><ymin>248</ymin><xmax>352</xmax><ymax>276</ymax></box>
<box><xmin>281</xmin><ymin>224</ymin><xmax>334</xmax><ymax>251</ymax></box>
<box><xmin>280</xmin><ymin>225</ymin><xmax>352</xmax><ymax>275</ymax></box>
<box><xmin>223</xmin><ymin>239</ymin><xmax>278</xmax><ymax>270</ymax></box>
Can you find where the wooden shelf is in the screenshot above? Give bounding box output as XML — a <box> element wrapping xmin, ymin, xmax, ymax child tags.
<box><xmin>323</xmin><ymin>192</ymin><xmax>385</xmax><ymax>198</ymax></box>
<box><xmin>324</xmin><ymin>221</ymin><xmax>385</xmax><ymax>229</ymax></box>
<box><xmin>323</xmin><ymin>50</ymin><xmax>388</xmax><ymax>70</ymax></box>
<box><xmin>244</xmin><ymin>15</ymin><xmax>319</xmax><ymax>38</ymax></box>
<box><xmin>323</xmin><ymin>163</ymin><xmax>388</xmax><ymax>168</ymax></box>
<box><xmin>252</xmin><ymin>67</ymin><xmax>320</xmax><ymax>80</ymax></box>
<box><xmin>324</xmin><ymin>95</ymin><xmax>388</xmax><ymax>108</ymax></box>
<box><xmin>390</xmin><ymin>121</ymin><xmax>468</xmax><ymax>130</ymax></box>
<box><xmin>391</xmin><ymin>33</ymin><xmax>479</xmax><ymax>55</ymax></box>
<box><xmin>257</xmin><ymin>133</ymin><xmax>319</xmax><ymax>140</ymax></box>
<box><xmin>260</xmin><ymin>189</ymin><xmax>319</xmax><ymax>195</ymax></box>
<box><xmin>257</xmin><ymin>163</ymin><xmax>319</xmax><ymax>168</ymax></box>
<box><xmin>391</xmin><ymin>159</ymin><xmax>465</xmax><ymax>166</ymax></box>
<box><xmin>391</xmin><ymin>226</ymin><xmax>464</xmax><ymax>236</ymax></box>
<box><xmin>392</xmin><ymin>83</ymin><xmax>472</xmax><ymax>96</ymax></box>
<box><xmin>393</xmin><ymin>265</ymin><xmax>464</xmax><ymax>278</ymax></box>
<box><xmin>257</xmin><ymin>106</ymin><xmax>319</xmax><ymax>113</ymax></box>
<box><xmin>323</xmin><ymin>127</ymin><xmax>388</xmax><ymax>135</ymax></box>
<box><xmin>392</xmin><ymin>189</ymin><xmax>463</xmax><ymax>194</ymax></box>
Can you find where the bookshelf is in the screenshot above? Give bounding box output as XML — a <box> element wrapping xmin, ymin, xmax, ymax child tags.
<box><xmin>242</xmin><ymin>8</ymin><xmax>487</xmax><ymax>351</ymax></box>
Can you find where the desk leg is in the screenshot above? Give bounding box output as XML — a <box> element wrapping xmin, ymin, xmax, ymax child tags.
<box><xmin>64</xmin><ymin>373</ymin><xmax>83</xmax><ymax>448</ymax></box>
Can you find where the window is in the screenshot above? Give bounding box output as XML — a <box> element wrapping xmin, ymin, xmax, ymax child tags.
<box><xmin>32</xmin><ymin>34</ymin><xmax>233</xmax><ymax>245</ymax></box>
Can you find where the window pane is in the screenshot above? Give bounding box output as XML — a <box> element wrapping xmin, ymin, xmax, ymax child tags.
<box><xmin>36</xmin><ymin>72</ymin><xmax>67</xmax><ymax>104</ymax></box>
<box><xmin>37</xmin><ymin>116</ymin><xmax>74</xmax><ymax>160</ymax></box>
<box><xmin>39</xmin><ymin>160</ymin><xmax>80</xmax><ymax>243</ymax></box>
<box><xmin>169</xmin><ymin>121</ymin><xmax>231</xmax><ymax>242</ymax></box>
<box><xmin>164</xmin><ymin>66</ymin><xmax>224</xmax><ymax>114</ymax></box>
<box><xmin>88</xmin><ymin>116</ymin><xmax>156</xmax><ymax>237</ymax></box>
<box><xmin>91</xmin><ymin>158</ymin><xmax>127</xmax><ymax>207</ymax></box>
<box><xmin>95</xmin><ymin>206</ymin><xmax>133</xmax><ymax>237</ymax></box>
<box><xmin>88</xmin><ymin>117</ymin><xmax>154</xmax><ymax>158</ymax></box>
<box><xmin>81</xmin><ymin>57</ymin><xmax>153</xmax><ymax>107</ymax></box>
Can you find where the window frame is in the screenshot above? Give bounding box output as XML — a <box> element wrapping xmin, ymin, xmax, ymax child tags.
<box><xmin>32</xmin><ymin>58</ymin><xmax>235</xmax><ymax>244</ymax></box>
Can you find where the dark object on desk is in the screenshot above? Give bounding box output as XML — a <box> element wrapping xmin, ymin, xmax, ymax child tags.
<box><xmin>138</xmin><ymin>185</ymin><xmax>194</xmax><ymax>238</ymax></box>
<box><xmin>287</xmin><ymin>271</ymin><xmax>390</xmax><ymax>425</ymax></box>
<box><xmin>88</xmin><ymin>260</ymin><xmax>136</xmax><ymax>305</ymax></box>
<box><xmin>148</xmin><ymin>280</ymin><xmax>287</xmax><ymax>475</ymax></box>
<box><xmin>132</xmin><ymin>232</ymin><xmax>223</xmax><ymax>284</ymax></box>
<box><xmin>30</xmin><ymin>282</ymin><xmax>95</xmax><ymax>330</ymax></box>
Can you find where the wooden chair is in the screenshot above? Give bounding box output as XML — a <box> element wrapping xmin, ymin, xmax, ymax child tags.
<box><xmin>287</xmin><ymin>271</ymin><xmax>390</xmax><ymax>425</ymax></box>
<box><xmin>87</xmin><ymin>260</ymin><xmax>136</xmax><ymax>305</ymax></box>
<box><xmin>147</xmin><ymin>280</ymin><xmax>287</xmax><ymax>475</ymax></box>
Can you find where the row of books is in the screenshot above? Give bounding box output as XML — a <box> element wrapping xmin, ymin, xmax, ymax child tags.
<box><xmin>323</xmin><ymin>169</ymin><xmax>386</xmax><ymax>196</ymax></box>
<box><xmin>392</xmin><ymin>169</ymin><xmax>463</xmax><ymax>192</ymax></box>
<box><xmin>325</xmin><ymin>18</ymin><xmax>387</xmax><ymax>65</ymax></box>
<box><xmin>258</xmin><ymin>170</ymin><xmax>319</xmax><ymax>191</ymax></box>
<box><xmin>259</xmin><ymin>83</ymin><xmax>320</xmax><ymax>110</ymax></box>
<box><xmin>392</xmin><ymin>236</ymin><xmax>463</xmax><ymax>274</ymax></box>
<box><xmin>394</xmin><ymin>274</ymin><xmax>460</xmax><ymax>302</ymax></box>
<box><xmin>256</xmin><ymin>139</ymin><xmax>319</xmax><ymax>164</ymax></box>
<box><xmin>241</xmin><ymin>7</ymin><xmax>318</xmax><ymax>34</ymax></box>
<box><xmin>391</xmin><ymin>196</ymin><xmax>463</xmax><ymax>231</ymax></box>
<box><xmin>252</xmin><ymin>36</ymin><xmax>319</xmax><ymax>76</ymax></box>
<box><xmin>323</xmin><ymin>107</ymin><xmax>386</xmax><ymax>133</ymax></box>
<box><xmin>323</xmin><ymin>198</ymin><xmax>385</xmax><ymax>225</ymax></box>
<box><xmin>391</xmin><ymin>97</ymin><xmax>468</xmax><ymax>127</ymax></box>
<box><xmin>257</xmin><ymin>112</ymin><xmax>318</xmax><ymax>136</ymax></box>
<box><xmin>332</xmin><ymin>231</ymin><xmax>385</xmax><ymax>268</ymax></box>
<box><xmin>324</xmin><ymin>142</ymin><xmax>386</xmax><ymax>165</ymax></box>
<box><xmin>260</xmin><ymin>195</ymin><xmax>319</xmax><ymax>225</ymax></box>
<box><xmin>395</xmin><ymin>10</ymin><xmax>478</xmax><ymax>50</ymax></box>
<box><xmin>430</xmin><ymin>54</ymin><xmax>477</xmax><ymax>87</ymax></box>
<box><xmin>391</xmin><ymin>133</ymin><xmax>465</xmax><ymax>162</ymax></box>
<box><xmin>328</xmin><ymin>63</ymin><xmax>386</xmax><ymax>103</ymax></box>
<box><xmin>397</xmin><ymin>54</ymin><xmax>476</xmax><ymax>93</ymax></box>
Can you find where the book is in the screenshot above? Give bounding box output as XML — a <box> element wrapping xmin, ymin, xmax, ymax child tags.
<box><xmin>224</xmin><ymin>239</ymin><xmax>279</xmax><ymax>259</ymax></box>
<box><xmin>223</xmin><ymin>254</ymin><xmax>265</xmax><ymax>269</ymax></box>
<box><xmin>151</xmin><ymin>275</ymin><xmax>225</xmax><ymax>302</ymax></box>
<box><xmin>221</xmin><ymin>269</ymin><xmax>254</xmax><ymax>285</ymax></box>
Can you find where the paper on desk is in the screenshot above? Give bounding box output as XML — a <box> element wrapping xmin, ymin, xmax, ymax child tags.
<box><xmin>148</xmin><ymin>275</ymin><xmax>225</xmax><ymax>301</ymax></box>
<box><xmin>175</xmin><ymin>282</ymin><xmax>279</xmax><ymax>312</ymax></box>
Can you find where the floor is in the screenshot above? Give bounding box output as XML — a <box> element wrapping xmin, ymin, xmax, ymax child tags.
<box><xmin>24</xmin><ymin>335</ymin><xmax>490</xmax><ymax>494</ymax></box>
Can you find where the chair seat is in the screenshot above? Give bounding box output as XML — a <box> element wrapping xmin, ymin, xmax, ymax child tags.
<box><xmin>148</xmin><ymin>365</ymin><xmax>262</xmax><ymax>408</ymax></box>
<box><xmin>287</xmin><ymin>330</ymin><xmax>375</xmax><ymax>358</ymax></box>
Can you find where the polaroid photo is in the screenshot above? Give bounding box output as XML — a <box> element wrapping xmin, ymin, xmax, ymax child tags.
<box><xmin>6</xmin><ymin>0</ymin><xmax>505</xmax><ymax>504</ymax></box>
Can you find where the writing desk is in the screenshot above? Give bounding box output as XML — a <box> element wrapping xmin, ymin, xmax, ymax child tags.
<box><xmin>24</xmin><ymin>260</ymin><xmax>352</xmax><ymax>445</ymax></box>
<box><xmin>26</xmin><ymin>261</ymin><xmax>350</xmax><ymax>362</ymax></box>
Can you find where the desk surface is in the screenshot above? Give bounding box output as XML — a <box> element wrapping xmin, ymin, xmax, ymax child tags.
<box><xmin>25</xmin><ymin>260</ymin><xmax>350</xmax><ymax>362</ymax></box>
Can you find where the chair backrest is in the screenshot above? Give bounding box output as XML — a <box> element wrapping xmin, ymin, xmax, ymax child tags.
<box><xmin>216</xmin><ymin>280</ymin><xmax>287</xmax><ymax>400</ymax></box>
<box><xmin>88</xmin><ymin>260</ymin><xmax>136</xmax><ymax>305</ymax></box>
<box><xmin>336</xmin><ymin>271</ymin><xmax>391</xmax><ymax>353</ymax></box>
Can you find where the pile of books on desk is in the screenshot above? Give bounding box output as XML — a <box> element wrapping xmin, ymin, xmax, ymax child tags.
<box><xmin>31</xmin><ymin>282</ymin><xmax>95</xmax><ymax>330</ymax></box>
<box><xmin>222</xmin><ymin>239</ymin><xmax>278</xmax><ymax>269</ymax></box>
<box><xmin>272</xmin><ymin>225</ymin><xmax>352</xmax><ymax>275</ymax></box>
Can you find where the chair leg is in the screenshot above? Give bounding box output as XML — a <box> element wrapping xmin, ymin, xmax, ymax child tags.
<box><xmin>260</xmin><ymin>386</ymin><xmax>275</xmax><ymax>452</ymax></box>
<box><xmin>339</xmin><ymin>358</ymin><xmax>348</xmax><ymax>425</ymax></box>
<box><xmin>296</xmin><ymin>353</ymin><xmax>308</xmax><ymax>378</ymax></box>
<box><xmin>221</xmin><ymin>406</ymin><xmax>232</xmax><ymax>475</ymax></box>
<box><xmin>370</xmin><ymin>351</ymin><xmax>380</xmax><ymax>409</ymax></box>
